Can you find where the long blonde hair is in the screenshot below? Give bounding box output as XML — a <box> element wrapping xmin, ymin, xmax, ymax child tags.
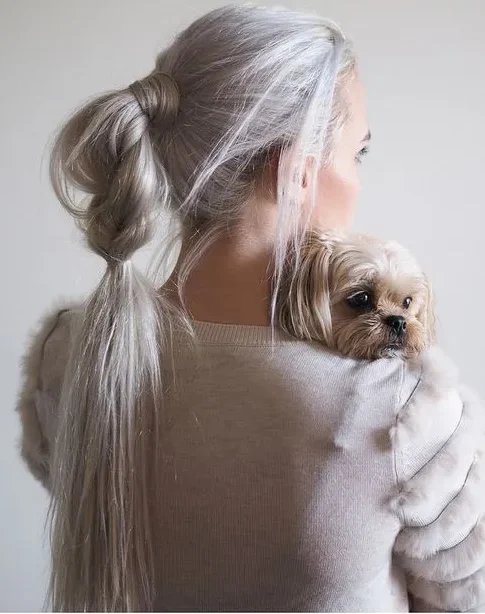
<box><xmin>46</xmin><ymin>4</ymin><xmax>356</xmax><ymax>610</ymax></box>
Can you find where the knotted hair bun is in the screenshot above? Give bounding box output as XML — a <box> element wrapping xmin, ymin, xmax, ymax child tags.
<box><xmin>128</xmin><ymin>71</ymin><xmax>180</xmax><ymax>125</ymax></box>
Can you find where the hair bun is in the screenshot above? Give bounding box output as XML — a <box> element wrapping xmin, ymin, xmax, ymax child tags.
<box><xmin>128</xmin><ymin>71</ymin><xmax>180</xmax><ymax>124</ymax></box>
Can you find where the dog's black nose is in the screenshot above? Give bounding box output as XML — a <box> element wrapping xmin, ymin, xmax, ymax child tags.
<box><xmin>386</xmin><ymin>315</ymin><xmax>407</xmax><ymax>336</ymax></box>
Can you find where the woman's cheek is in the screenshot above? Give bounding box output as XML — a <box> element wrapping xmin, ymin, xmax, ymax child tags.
<box><xmin>309</xmin><ymin>164</ymin><xmax>361</xmax><ymax>229</ymax></box>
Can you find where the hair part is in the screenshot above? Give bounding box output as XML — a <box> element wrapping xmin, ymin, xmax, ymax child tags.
<box><xmin>45</xmin><ymin>4</ymin><xmax>356</xmax><ymax>610</ymax></box>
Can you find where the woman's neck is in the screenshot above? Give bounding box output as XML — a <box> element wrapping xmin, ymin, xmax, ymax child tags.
<box><xmin>162</xmin><ymin>227</ymin><xmax>276</xmax><ymax>327</ymax></box>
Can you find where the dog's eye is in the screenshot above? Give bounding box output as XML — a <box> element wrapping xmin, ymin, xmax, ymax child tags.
<box><xmin>403</xmin><ymin>296</ymin><xmax>412</xmax><ymax>309</ymax></box>
<box><xmin>347</xmin><ymin>292</ymin><xmax>371</xmax><ymax>310</ymax></box>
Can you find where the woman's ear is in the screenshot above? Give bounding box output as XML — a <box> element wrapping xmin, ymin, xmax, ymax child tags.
<box><xmin>278</xmin><ymin>146</ymin><xmax>316</xmax><ymax>203</ymax></box>
<box><xmin>302</xmin><ymin>155</ymin><xmax>319</xmax><ymax>192</ymax></box>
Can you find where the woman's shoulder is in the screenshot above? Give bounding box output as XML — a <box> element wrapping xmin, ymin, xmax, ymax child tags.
<box><xmin>20</xmin><ymin>297</ymin><xmax>82</xmax><ymax>382</ymax></box>
<box><xmin>281</xmin><ymin>338</ymin><xmax>412</xmax><ymax>403</ymax></box>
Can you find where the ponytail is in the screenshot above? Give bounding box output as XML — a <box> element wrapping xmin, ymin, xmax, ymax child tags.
<box><xmin>45</xmin><ymin>71</ymin><xmax>180</xmax><ymax>611</ymax></box>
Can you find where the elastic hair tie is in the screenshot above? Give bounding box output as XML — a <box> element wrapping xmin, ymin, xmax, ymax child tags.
<box><xmin>128</xmin><ymin>72</ymin><xmax>180</xmax><ymax>122</ymax></box>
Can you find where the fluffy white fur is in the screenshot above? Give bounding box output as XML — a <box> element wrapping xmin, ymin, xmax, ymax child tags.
<box><xmin>408</xmin><ymin>566</ymin><xmax>485</xmax><ymax>612</ymax></box>
<box><xmin>391</xmin><ymin>347</ymin><xmax>460</xmax><ymax>452</ymax></box>
<box><xmin>15</xmin><ymin>297</ymin><xmax>78</xmax><ymax>491</ymax></box>
<box><xmin>397</xmin><ymin>516</ymin><xmax>485</xmax><ymax>583</ymax></box>
<box><xmin>389</xmin><ymin>342</ymin><xmax>485</xmax><ymax>610</ymax></box>
<box><xmin>394</xmin><ymin>449</ymin><xmax>485</xmax><ymax>558</ymax></box>
<box><xmin>391</xmin><ymin>385</ymin><xmax>485</xmax><ymax>525</ymax></box>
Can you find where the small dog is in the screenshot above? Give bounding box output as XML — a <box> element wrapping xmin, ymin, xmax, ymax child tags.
<box><xmin>275</xmin><ymin>229</ymin><xmax>435</xmax><ymax>360</ymax></box>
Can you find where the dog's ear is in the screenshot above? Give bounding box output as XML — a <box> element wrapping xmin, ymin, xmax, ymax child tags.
<box><xmin>276</xmin><ymin>230</ymin><xmax>336</xmax><ymax>346</ymax></box>
<box><xmin>303</xmin><ymin>233</ymin><xmax>335</xmax><ymax>345</ymax></box>
<box><xmin>417</xmin><ymin>273</ymin><xmax>436</xmax><ymax>346</ymax></box>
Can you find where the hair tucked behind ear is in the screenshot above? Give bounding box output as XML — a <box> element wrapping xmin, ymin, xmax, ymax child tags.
<box><xmin>46</xmin><ymin>70</ymin><xmax>191</xmax><ymax>612</ymax></box>
<box><xmin>44</xmin><ymin>4</ymin><xmax>356</xmax><ymax>611</ymax></box>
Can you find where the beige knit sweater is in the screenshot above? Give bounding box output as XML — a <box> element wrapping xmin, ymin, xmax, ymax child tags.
<box><xmin>15</xmin><ymin>300</ymin><xmax>485</xmax><ymax>612</ymax></box>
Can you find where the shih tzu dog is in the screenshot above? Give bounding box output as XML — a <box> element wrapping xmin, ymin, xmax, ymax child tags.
<box><xmin>275</xmin><ymin>229</ymin><xmax>435</xmax><ymax>360</ymax></box>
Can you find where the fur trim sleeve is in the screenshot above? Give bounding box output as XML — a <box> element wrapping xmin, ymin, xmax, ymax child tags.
<box><xmin>390</xmin><ymin>346</ymin><xmax>485</xmax><ymax>612</ymax></box>
<box><xmin>14</xmin><ymin>298</ymin><xmax>81</xmax><ymax>492</ymax></box>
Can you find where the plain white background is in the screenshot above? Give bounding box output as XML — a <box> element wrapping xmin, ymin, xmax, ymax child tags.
<box><xmin>1</xmin><ymin>0</ymin><xmax>484</xmax><ymax>609</ymax></box>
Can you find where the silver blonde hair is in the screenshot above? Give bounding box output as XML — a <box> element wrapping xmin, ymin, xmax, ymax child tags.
<box><xmin>46</xmin><ymin>3</ymin><xmax>356</xmax><ymax>610</ymax></box>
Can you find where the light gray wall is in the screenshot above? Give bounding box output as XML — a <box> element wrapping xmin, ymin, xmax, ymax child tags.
<box><xmin>1</xmin><ymin>0</ymin><xmax>483</xmax><ymax>609</ymax></box>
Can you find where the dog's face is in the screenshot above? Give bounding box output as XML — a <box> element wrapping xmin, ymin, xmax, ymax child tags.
<box><xmin>277</xmin><ymin>230</ymin><xmax>435</xmax><ymax>360</ymax></box>
<box><xmin>328</xmin><ymin>235</ymin><xmax>434</xmax><ymax>359</ymax></box>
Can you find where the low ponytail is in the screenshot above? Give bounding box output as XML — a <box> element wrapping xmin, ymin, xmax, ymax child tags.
<box><xmin>46</xmin><ymin>71</ymin><xmax>181</xmax><ymax>611</ymax></box>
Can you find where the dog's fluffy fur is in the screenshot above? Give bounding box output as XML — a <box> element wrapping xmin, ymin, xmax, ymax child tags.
<box><xmin>276</xmin><ymin>229</ymin><xmax>436</xmax><ymax>359</ymax></box>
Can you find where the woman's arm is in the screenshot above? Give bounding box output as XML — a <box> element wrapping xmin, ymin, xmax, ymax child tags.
<box><xmin>391</xmin><ymin>346</ymin><xmax>485</xmax><ymax>612</ymax></box>
<box><xmin>14</xmin><ymin>300</ymin><xmax>78</xmax><ymax>492</ymax></box>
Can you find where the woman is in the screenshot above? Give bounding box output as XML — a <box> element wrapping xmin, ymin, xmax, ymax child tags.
<box><xmin>15</xmin><ymin>4</ymin><xmax>485</xmax><ymax>612</ymax></box>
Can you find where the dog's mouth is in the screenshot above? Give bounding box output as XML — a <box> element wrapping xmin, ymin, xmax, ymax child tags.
<box><xmin>380</xmin><ymin>343</ymin><xmax>404</xmax><ymax>358</ymax></box>
<box><xmin>386</xmin><ymin>341</ymin><xmax>404</xmax><ymax>350</ymax></box>
<box><xmin>386</xmin><ymin>328</ymin><xmax>406</xmax><ymax>348</ymax></box>
<box><xmin>381</xmin><ymin>335</ymin><xmax>406</xmax><ymax>357</ymax></box>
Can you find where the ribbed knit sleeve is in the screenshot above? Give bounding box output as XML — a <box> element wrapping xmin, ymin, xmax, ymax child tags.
<box><xmin>390</xmin><ymin>346</ymin><xmax>485</xmax><ymax>612</ymax></box>
<box><xmin>14</xmin><ymin>301</ymin><xmax>78</xmax><ymax>492</ymax></box>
